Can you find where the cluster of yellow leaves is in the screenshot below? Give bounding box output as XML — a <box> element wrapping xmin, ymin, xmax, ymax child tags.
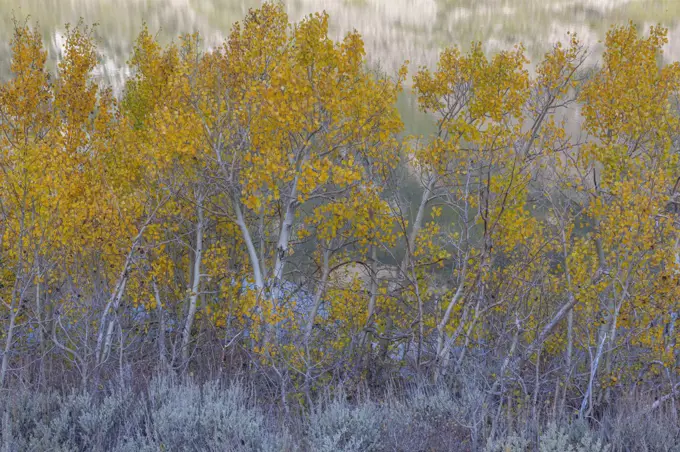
<box><xmin>0</xmin><ymin>22</ymin><xmax>143</xmax><ymax>330</ymax></box>
<box><xmin>410</xmin><ymin>21</ymin><xmax>680</xmax><ymax>383</ymax></box>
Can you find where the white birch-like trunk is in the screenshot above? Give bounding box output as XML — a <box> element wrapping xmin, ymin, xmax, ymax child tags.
<box><xmin>271</xmin><ymin>176</ymin><xmax>300</xmax><ymax>301</ymax></box>
<box><xmin>580</xmin><ymin>332</ymin><xmax>607</xmax><ymax>418</ymax></box>
<box><xmin>233</xmin><ymin>196</ymin><xmax>265</xmax><ymax>291</ymax></box>
<box><xmin>181</xmin><ymin>202</ymin><xmax>204</xmax><ymax>363</ymax></box>
<box><xmin>0</xmin><ymin>295</ymin><xmax>20</xmax><ymax>388</ymax></box>
<box><xmin>435</xmin><ymin>275</ymin><xmax>466</xmax><ymax>362</ymax></box>
<box><xmin>96</xmin><ymin>216</ymin><xmax>155</xmax><ymax>365</ymax></box>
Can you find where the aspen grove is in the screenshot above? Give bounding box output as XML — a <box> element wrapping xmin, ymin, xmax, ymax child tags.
<box><xmin>1</xmin><ymin>3</ymin><xmax>679</xmax><ymax>446</ymax></box>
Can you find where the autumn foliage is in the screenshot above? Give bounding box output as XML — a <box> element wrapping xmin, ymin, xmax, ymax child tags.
<box><xmin>0</xmin><ymin>2</ymin><xmax>678</xmax><ymax>433</ymax></box>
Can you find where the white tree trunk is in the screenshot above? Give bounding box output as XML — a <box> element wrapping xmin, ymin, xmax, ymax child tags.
<box><xmin>96</xmin><ymin>214</ymin><xmax>155</xmax><ymax>365</ymax></box>
<box><xmin>233</xmin><ymin>196</ymin><xmax>264</xmax><ymax>291</ymax></box>
<box><xmin>271</xmin><ymin>175</ymin><xmax>300</xmax><ymax>301</ymax></box>
<box><xmin>181</xmin><ymin>202</ymin><xmax>205</xmax><ymax>363</ymax></box>
<box><xmin>152</xmin><ymin>278</ymin><xmax>167</xmax><ymax>368</ymax></box>
<box><xmin>0</xmin><ymin>295</ymin><xmax>20</xmax><ymax>388</ymax></box>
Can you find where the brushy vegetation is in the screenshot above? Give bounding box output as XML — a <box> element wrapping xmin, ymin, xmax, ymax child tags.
<box><xmin>2</xmin><ymin>376</ymin><xmax>679</xmax><ymax>451</ymax></box>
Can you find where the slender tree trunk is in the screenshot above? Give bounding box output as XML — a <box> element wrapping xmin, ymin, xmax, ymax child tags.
<box><xmin>559</xmin><ymin>220</ymin><xmax>576</xmax><ymax>409</ymax></box>
<box><xmin>435</xmin><ymin>263</ymin><xmax>467</xmax><ymax>361</ymax></box>
<box><xmin>35</xmin><ymin>276</ymin><xmax>46</xmax><ymax>388</ymax></box>
<box><xmin>580</xmin><ymin>332</ymin><xmax>607</xmax><ymax>419</ymax></box>
<box><xmin>182</xmin><ymin>202</ymin><xmax>204</xmax><ymax>364</ymax></box>
<box><xmin>409</xmin><ymin>257</ymin><xmax>425</xmax><ymax>371</ymax></box>
<box><xmin>439</xmin><ymin>168</ymin><xmax>473</xmax><ymax>377</ymax></box>
<box><xmin>378</xmin><ymin>316</ymin><xmax>393</xmax><ymax>362</ymax></box>
<box><xmin>532</xmin><ymin>348</ymin><xmax>542</xmax><ymax>432</ymax></box>
<box><xmin>51</xmin><ymin>313</ymin><xmax>88</xmax><ymax>387</ymax></box>
<box><xmin>258</xmin><ymin>207</ymin><xmax>267</xmax><ymax>282</ymax></box>
<box><xmin>304</xmin><ymin>248</ymin><xmax>331</xmax><ymax>345</ymax></box>
<box><xmin>97</xmin><ymin>217</ymin><xmax>154</xmax><ymax>365</ymax></box>
<box><xmin>456</xmin><ymin>281</ymin><xmax>484</xmax><ymax>370</ymax></box>
<box><xmin>603</xmin><ymin>289</ymin><xmax>627</xmax><ymax>404</ymax></box>
<box><xmin>400</xmin><ymin>176</ymin><xmax>435</xmax><ymax>277</ymax></box>
<box><xmin>271</xmin><ymin>176</ymin><xmax>299</xmax><ymax>299</ymax></box>
<box><xmin>99</xmin><ymin>278</ymin><xmax>128</xmax><ymax>365</ymax></box>
<box><xmin>152</xmin><ymin>278</ymin><xmax>167</xmax><ymax>369</ymax></box>
<box><xmin>489</xmin><ymin>320</ymin><xmax>520</xmax><ymax>439</ymax></box>
<box><xmin>1</xmin><ymin>204</ymin><xmax>27</xmax><ymax>388</ymax></box>
<box><xmin>265</xmin><ymin>176</ymin><xmax>300</xmax><ymax>348</ymax></box>
<box><xmin>233</xmin><ymin>196</ymin><xmax>265</xmax><ymax>291</ymax></box>
<box><xmin>0</xmin><ymin>293</ymin><xmax>21</xmax><ymax>388</ymax></box>
<box><xmin>302</xmin><ymin>247</ymin><xmax>331</xmax><ymax>403</ymax></box>
<box><xmin>360</xmin><ymin>246</ymin><xmax>379</xmax><ymax>349</ymax></box>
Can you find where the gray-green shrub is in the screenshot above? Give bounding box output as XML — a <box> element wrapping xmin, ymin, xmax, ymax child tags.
<box><xmin>307</xmin><ymin>396</ymin><xmax>381</xmax><ymax>452</ymax></box>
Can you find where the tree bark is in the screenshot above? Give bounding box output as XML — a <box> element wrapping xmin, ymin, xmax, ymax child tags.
<box><xmin>181</xmin><ymin>201</ymin><xmax>205</xmax><ymax>364</ymax></box>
